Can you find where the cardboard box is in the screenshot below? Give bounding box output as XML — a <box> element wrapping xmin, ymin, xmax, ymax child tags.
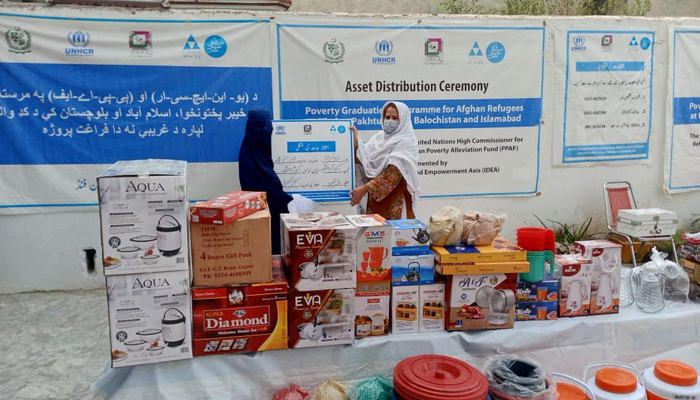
<box><xmin>191</xmin><ymin>271</ymin><xmax>288</xmax><ymax>357</ymax></box>
<box><xmin>575</xmin><ymin>240</ymin><xmax>621</xmax><ymax>315</ymax></box>
<box><xmin>516</xmin><ymin>272</ymin><xmax>559</xmax><ymax>302</ymax></box>
<box><xmin>281</xmin><ymin>213</ymin><xmax>357</xmax><ymax>291</ymax></box>
<box><xmin>419</xmin><ymin>284</ymin><xmax>446</xmax><ymax>332</ymax></box>
<box><xmin>387</xmin><ymin>219</ymin><xmax>431</xmax><ymax>251</ymax></box>
<box><xmin>355</xmin><ymin>281</ymin><xmax>390</xmax><ymax>338</ymax></box>
<box><xmin>446</xmin><ymin>274</ymin><xmax>518</xmax><ymax>331</ymax></box>
<box><xmin>98</xmin><ymin>159</ymin><xmax>189</xmax><ymax>276</ymax></box>
<box><xmin>391</xmin><ymin>250</ymin><xmax>435</xmax><ymax>286</ymax></box>
<box><xmin>436</xmin><ymin>260</ymin><xmax>530</xmax><ymax>275</ymax></box>
<box><xmin>432</xmin><ymin>238</ymin><xmax>527</xmax><ymax>264</ymax></box>
<box><xmin>515</xmin><ymin>301</ymin><xmax>558</xmax><ymax>321</ymax></box>
<box><xmin>682</xmin><ymin>259</ymin><xmax>700</xmax><ymax>284</ymax></box>
<box><xmin>391</xmin><ymin>286</ymin><xmax>420</xmax><ymax>334</ymax></box>
<box><xmin>288</xmin><ymin>289</ymin><xmax>355</xmax><ymax>348</ymax></box>
<box><xmin>190</xmin><ymin>209</ymin><xmax>272</xmax><ymax>287</ymax></box>
<box><xmin>608</xmin><ymin>235</ymin><xmax>642</xmax><ymax>264</ymax></box>
<box><xmin>347</xmin><ymin>215</ymin><xmax>392</xmax><ymax>282</ymax></box>
<box><xmin>106</xmin><ymin>270</ymin><xmax>193</xmax><ymax>367</ymax></box>
<box><xmin>556</xmin><ymin>254</ymin><xmax>593</xmax><ymax>317</ymax></box>
<box><xmin>190</xmin><ymin>191</ymin><xmax>267</xmax><ymax>225</ymax></box>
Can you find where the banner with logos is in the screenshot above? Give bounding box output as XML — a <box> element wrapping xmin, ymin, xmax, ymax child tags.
<box><xmin>666</xmin><ymin>28</ymin><xmax>700</xmax><ymax>193</ymax></box>
<box><xmin>0</xmin><ymin>11</ymin><xmax>272</xmax><ymax>212</ymax></box>
<box><xmin>276</xmin><ymin>18</ymin><xmax>545</xmax><ymax>198</ymax></box>
<box><xmin>554</xmin><ymin>28</ymin><xmax>655</xmax><ymax>165</ymax></box>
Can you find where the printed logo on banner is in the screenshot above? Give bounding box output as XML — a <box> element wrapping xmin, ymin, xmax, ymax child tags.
<box><xmin>571</xmin><ymin>35</ymin><xmax>587</xmax><ymax>51</ymax></box>
<box><xmin>486</xmin><ymin>42</ymin><xmax>506</xmax><ymax>63</ymax></box>
<box><xmin>424</xmin><ymin>37</ymin><xmax>443</xmax><ymax>64</ymax></box>
<box><xmin>628</xmin><ymin>36</ymin><xmax>639</xmax><ymax>51</ymax></box>
<box><xmin>373</xmin><ymin>39</ymin><xmax>395</xmax><ymax>65</ymax></box>
<box><xmin>303</xmin><ymin>125</ymin><xmax>312</xmax><ymax>134</ymax></box>
<box><xmin>65</xmin><ymin>31</ymin><xmax>94</xmax><ymax>57</ymax></box>
<box><xmin>204</xmin><ymin>35</ymin><xmax>227</xmax><ymax>58</ymax></box>
<box><xmin>640</xmin><ymin>37</ymin><xmax>651</xmax><ymax>51</ymax></box>
<box><xmin>468</xmin><ymin>41</ymin><xmax>484</xmax><ymax>64</ymax></box>
<box><xmin>275</xmin><ymin>125</ymin><xmax>286</xmax><ymax>135</ymax></box>
<box><xmin>183</xmin><ymin>34</ymin><xmax>202</xmax><ymax>59</ymax></box>
<box><xmin>323</xmin><ymin>38</ymin><xmax>345</xmax><ymax>63</ymax></box>
<box><xmin>601</xmin><ymin>34</ymin><xmax>613</xmax><ymax>51</ymax></box>
<box><xmin>5</xmin><ymin>26</ymin><xmax>31</xmax><ymax>54</ymax></box>
<box><xmin>129</xmin><ymin>31</ymin><xmax>152</xmax><ymax>58</ymax></box>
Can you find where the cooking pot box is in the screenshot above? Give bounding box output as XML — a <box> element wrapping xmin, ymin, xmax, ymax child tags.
<box><xmin>288</xmin><ymin>289</ymin><xmax>355</xmax><ymax>348</ymax></box>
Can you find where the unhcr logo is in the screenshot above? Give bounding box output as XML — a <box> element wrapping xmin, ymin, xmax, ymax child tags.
<box><xmin>65</xmin><ymin>31</ymin><xmax>94</xmax><ymax>57</ymax></box>
<box><xmin>373</xmin><ymin>39</ymin><xmax>395</xmax><ymax>65</ymax></box>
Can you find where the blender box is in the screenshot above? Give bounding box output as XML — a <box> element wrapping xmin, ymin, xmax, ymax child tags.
<box><xmin>516</xmin><ymin>272</ymin><xmax>559</xmax><ymax>302</ymax></box>
<box><xmin>347</xmin><ymin>214</ymin><xmax>392</xmax><ymax>282</ymax></box>
<box><xmin>391</xmin><ymin>250</ymin><xmax>435</xmax><ymax>286</ymax></box>
<box><xmin>387</xmin><ymin>219</ymin><xmax>431</xmax><ymax>252</ymax></box>
<box><xmin>280</xmin><ymin>213</ymin><xmax>357</xmax><ymax>291</ymax></box>
<box><xmin>190</xmin><ymin>191</ymin><xmax>267</xmax><ymax>225</ymax></box>
<box><xmin>556</xmin><ymin>254</ymin><xmax>593</xmax><ymax>318</ymax></box>
<box><xmin>190</xmin><ymin>209</ymin><xmax>272</xmax><ymax>287</ymax></box>
<box><xmin>106</xmin><ymin>270</ymin><xmax>193</xmax><ymax>367</ymax></box>
<box><xmin>432</xmin><ymin>238</ymin><xmax>527</xmax><ymax>264</ymax></box>
<box><xmin>392</xmin><ymin>286</ymin><xmax>420</xmax><ymax>334</ymax></box>
<box><xmin>419</xmin><ymin>284</ymin><xmax>446</xmax><ymax>332</ymax></box>
<box><xmin>191</xmin><ymin>267</ymin><xmax>288</xmax><ymax>357</ymax></box>
<box><xmin>288</xmin><ymin>289</ymin><xmax>355</xmax><ymax>349</ymax></box>
<box><xmin>574</xmin><ymin>240</ymin><xmax>621</xmax><ymax>315</ymax></box>
<box><xmin>515</xmin><ymin>301</ymin><xmax>558</xmax><ymax>321</ymax></box>
<box><xmin>97</xmin><ymin>159</ymin><xmax>189</xmax><ymax>276</ymax></box>
<box><xmin>445</xmin><ymin>273</ymin><xmax>518</xmax><ymax>331</ymax></box>
<box><xmin>354</xmin><ymin>281</ymin><xmax>390</xmax><ymax>338</ymax></box>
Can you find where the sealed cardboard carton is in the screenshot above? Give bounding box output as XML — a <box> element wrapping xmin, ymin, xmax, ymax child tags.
<box><xmin>391</xmin><ymin>250</ymin><xmax>435</xmax><ymax>286</ymax></box>
<box><xmin>288</xmin><ymin>289</ymin><xmax>355</xmax><ymax>348</ymax></box>
<box><xmin>556</xmin><ymin>254</ymin><xmax>593</xmax><ymax>317</ymax></box>
<box><xmin>515</xmin><ymin>301</ymin><xmax>558</xmax><ymax>321</ymax></box>
<box><xmin>446</xmin><ymin>273</ymin><xmax>518</xmax><ymax>331</ymax></box>
<box><xmin>190</xmin><ymin>191</ymin><xmax>267</xmax><ymax>225</ymax></box>
<box><xmin>387</xmin><ymin>219</ymin><xmax>431</xmax><ymax>251</ymax></box>
<box><xmin>432</xmin><ymin>238</ymin><xmax>527</xmax><ymax>264</ymax></box>
<box><xmin>391</xmin><ymin>286</ymin><xmax>419</xmax><ymax>334</ymax></box>
<box><xmin>436</xmin><ymin>260</ymin><xmax>530</xmax><ymax>275</ymax></box>
<box><xmin>347</xmin><ymin>215</ymin><xmax>392</xmax><ymax>282</ymax></box>
<box><xmin>516</xmin><ymin>272</ymin><xmax>559</xmax><ymax>302</ymax></box>
<box><xmin>355</xmin><ymin>281</ymin><xmax>390</xmax><ymax>338</ymax></box>
<box><xmin>419</xmin><ymin>284</ymin><xmax>445</xmax><ymax>332</ymax></box>
<box><xmin>575</xmin><ymin>240</ymin><xmax>621</xmax><ymax>315</ymax></box>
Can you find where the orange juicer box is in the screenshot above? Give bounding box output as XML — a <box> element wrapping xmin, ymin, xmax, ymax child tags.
<box><xmin>347</xmin><ymin>214</ymin><xmax>392</xmax><ymax>282</ymax></box>
<box><xmin>288</xmin><ymin>289</ymin><xmax>355</xmax><ymax>349</ymax></box>
<box><xmin>190</xmin><ymin>191</ymin><xmax>267</xmax><ymax>225</ymax></box>
<box><xmin>445</xmin><ymin>273</ymin><xmax>518</xmax><ymax>331</ymax></box>
<box><xmin>432</xmin><ymin>238</ymin><xmax>527</xmax><ymax>265</ymax></box>
<box><xmin>575</xmin><ymin>240</ymin><xmax>621</xmax><ymax>315</ymax></box>
<box><xmin>280</xmin><ymin>213</ymin><xmax>356</xmax><ymax>291</ymax></box>
<box><xmin>355</xmin><ymin>281</ymin><xmax>390</xmax><ymax>338</ymax></box>
<box><xmin>419</xmin><ymin>283</ymin><xmax>446</xmax><ymax>332</ymax></box>
<box><xmin>515</xmin><ymin>301</ymin><xmax>558</xmax><ymax>321</ymax></box>
<box><xmin>516</xmin><ymin>272</ymin><xmax>559</xmax><ymax>302</ymax></box>
<box><xmin>556</xmin><ymin>254</ymin><xmax>593</xmax><ymax>317</ymax></box>
<box><xmin>391</xmin><ymin>286</ymin><xmax>420</xmax><ymax>334</ymax></box>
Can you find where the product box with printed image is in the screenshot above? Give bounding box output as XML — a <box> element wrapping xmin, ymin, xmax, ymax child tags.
<box><xmin>682</xmin><ymin>258</ymin><xmax>700</xmax><ymax>284</ymax></box>
<box><xmin>391</xmin><ymin>286</ymin><xmax>420</xmax><ymax>334</ymax></box>
<box><xmin>106</xmin><ymin>270</ymin><xmax>193</xmax><ymax>367</ymax></box>
<box><xmin>556</xmin><ymin>254</ymin><xmax>593</xmax><ymax>318</ymax></box>
<box><xmin>98</xmin><ymin>159</ymin><xmax>189</xmax><ymax>276</ymax></box>
<box><xmin>436</xmin><ymin>260</ymin><xmax>530</xmax><ymax>275</ymax></box>
<box><xmin>288</xmin><ymin>289</ymin><xmax>355</xmax><ymax>349</ymax></box>
<box><xmin>516</xmin><ymin>272</ymin><xmax>559</xmax><ymax>302</ymax></box>
<box><xmin>191</xmin><ymin>266</ymin><xmax>288</xmax><ymax>357</ymax></box>
<box><xmin>355</xmin><ymin>281</ymin><xmax>390</xmax><ymax>338</ymax></box>
<box><xmin>515</xmin><ymin>301</ymin><xmax>558</xmax><ymax>321</ymax></box>
<box><xmin>190</xmin><ymin>209</ymin><xmax>272</xmax><ymax>287</ymax></box>
<box><xmin>281</xmin><ymin>213</ymin><xmax>356</xmax><ymax>291</ymax></box>
<box><xmin>575</xmin><ymin>240</ymin><xmax>621</xmax><ymax>315</ymax></box>
<box><xmin>347</xmin><ymin>214</ymin><xmax>392</xmax><ymax>282</ymax></box>
<box><xmin>190</xmin><ymin>191</ymin><xmax>267</xmax><ymax>225</ymax></box>
<box><xmin>419</xmin><ymin>284</ymin><xmax>446</xmax><ymax>332</ymax></box>
<box><xmin>432</xmin><ymin>238</ymin><xmax>527</xmax><ymax>264</ymax></box>
<box><xmin>446</xmin><ymin>273</ymin><xmax>518</xmax><ymax>331</ymax></box>
<box><xmin>391</xmin><ymin>250</ymin><xmax>435</xmax><ymax>286</ymax></box>
<box><xmin>387</xmin><ymin>219</ymin><xmax>431</xmax><ymax>252</ymax></box>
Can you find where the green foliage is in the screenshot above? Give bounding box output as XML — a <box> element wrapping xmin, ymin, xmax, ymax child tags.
<box><xmin>438</xmin><ymin>0</ymin><xmax>651</xmax><ymax>16</ymax></box>
<box><xmin>691</xmin><ymin>214</ymin><xmax>700</xmax><ymax>231</ymax></box>
<box><xmin>438</xmin><ymin>0</ymin><xmax>487</xmax><ymax>14</ymax></box>
<box><xmin>534</xmin><ymin>215</ymin><xmax>593</xmax><ymax>244</ymax></box>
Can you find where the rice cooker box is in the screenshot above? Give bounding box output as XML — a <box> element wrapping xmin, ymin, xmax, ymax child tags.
<box><xmin>391</xmin><ymin>250</ymin><xmax>435</xmax><ymax>286</ymax></box>
<box><xmin>190</xmin><ymin>191</ymin><xmax>267</xmax><ymax>225</ymax></box>
<box><xmin>446</xmin><ymin>273</ymin><xmax>518</xmax><ymax>331</ymax></box>
<box><xmin>281</xmin><ymin>213</ymin><xmax>357</xmax><ymax>291</ymax></box>
<box><xmin>616</xmin><ymin>208</ymin><xmax>678</xmax><ymax>238</ymax></box>
<box><xmin>98</xmin><ymin>159</ymin><xmax>189</xmax><ymax>276</ymax></box>
<box><xmin>574</xmin><ymin>240</ymin><xmax>621</xmax><ymax>316</ymax></box>
<box><xmin>419</xmin><ymin>283</ymin><xmax>446</xmax><ymax>332</ymax></box>
<box><xmin>387</xmin><ymin>219</ymin><xmax>431</xmax><ymax>251</ymax></box>
<box><xmin>191</xmin><ymin>269</ymin><xmax>288</xmax><ymax>357</ymax></box>
<box><xmin>354</xmin><ymin>281</ymin><xmax>390</xmax><ymax>338</ymax></box>
<box><xmin>190</xmin><ymin>209</ymin><xmax>272</xmax><ymax>287</ymax></box>
<box><xmin>106</xmin><ymin>270</ymin><xmax>192</xmax><ymax>367</ymax></box>
<box><xmin>288</xmin><ymin>289</ymin><xmax>355</xmax><ymax>349</ymax></box>
<box><xmin>556</xmin><ymin>254</ymin><xmax>593</xmax><ymax>318</ymax></box>
<box><xmin>391</xmin><ymin>286</ymin><xmax>419</xmax><ymax>334</ymax></box>
<box><xmin>347</xmin><ymin>214</ymin><xmax>392</xmax><ymax>283</ymax></box>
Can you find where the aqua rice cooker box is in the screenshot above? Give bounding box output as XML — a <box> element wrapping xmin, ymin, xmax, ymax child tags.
<box><xmin>98</xmin><ymin>159</ymin><xmax>189</xmax><ymax>276</ymax></box>
<box><xmin>106</xmin><ymin>270</ymin><xmax>193</xmax><ymax>367</ymax></box>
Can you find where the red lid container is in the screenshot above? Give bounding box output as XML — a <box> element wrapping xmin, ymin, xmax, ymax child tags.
<box><xmin>394</xmin><ymin>355</ymin><xmax>489</xmax><ymax>400</ymax></box>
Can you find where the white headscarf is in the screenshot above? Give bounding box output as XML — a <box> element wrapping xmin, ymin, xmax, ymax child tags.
<box><xmin>356</xmin><ymin>101</ymin><xmax>420</xmax><ymax>216</ymax></box>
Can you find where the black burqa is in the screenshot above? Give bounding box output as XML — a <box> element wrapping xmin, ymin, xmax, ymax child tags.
<box><xmin>238</xmin><ymin>108</ymin><xmax>292</xmax><ymax>255</ymax></box>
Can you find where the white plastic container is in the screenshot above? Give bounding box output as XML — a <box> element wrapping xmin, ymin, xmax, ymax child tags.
<box><xmin>552</xmin><ymin>372</ymin><xmax>596</xmax><ymax>400</ymax></box>
<box><xmin>616</xmin><ymin>209</ymin><xmax>678</xmax><ymax>237</ymax></box>
<box><xmin>584</xmin><ymin>363</ymin><xmax>646</xmax><ymax>400</ymax></box>
<box><xmin>642</xmin><ymin>360</ymin><xmax>700</xmax><ymax>400</ymax></box>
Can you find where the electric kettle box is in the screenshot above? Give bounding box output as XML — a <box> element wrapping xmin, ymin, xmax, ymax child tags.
<box><xmin>288</xmin><ymin>289</ymin><xmax>355</xmax><ymax>349</ymax></box>
<box><xmin>98</xmin><ymin>159</ymin><xmax>190</xmax><ymax>276</ymax></box>
<box><xmin>419</xmin><ymin>283</ymin><xmax>446</xmax><ymax>332</ymax></box>
<box><xmin>354</xmin><ymin>281</ymin><xmax>390</xmax><ymax>338</ymax></box>
<box><xmin>106</xmin><ymin>270</ymin><xmax>193</xmax><ymax>367</ymax></box>
<box><xmin>445</xmin><ymin>273</ymin><xmax>518</xmax><ymax>331</ymax></box>
<box><xmin>190</xmin><ymin>209</ymin><xmax>272</xmax><ymax>287</ymax></box>
<box><xmin>280</xmin><ymin>213</ymin><xmax>357</xmax><ymax>291</ymax></box>
<box><xmin>191</xmin><ymin>272</ymin><xmax>288</xmax><ymax>357</ymax></box>
<box><xmin>556</xmin><ymin>254</ymin><xmax>593</xmax><ymax>318</ymax></box>
<box><xmin>190</xmin><ymin>191</ymin><xmax>267</xmax><ymax>225</ymax></box>
<box><xmin>574</xmin><ymin>240</ymin><xmax>621</xmax><ymax>315</ymax></box>
<box><xmin>616</xmin><ymin>208</ymin><xmax>678</xmax><ymax>238</ymax></box>
<box><xmin>387</xmin><ymin>219</ymin><xmax>431</xmax><ymax>251</ymax></box>
<box><xmin>515</xmin><ymin>301</ymin><xmax>558</xmax><ymax>321</ymax></box>
<box><xmin>516</xmin><ymin>272</ymin><xmax>559</xmax><ymax>302</ymax></box>
<box><xmin>347</xmin><ymin>214</ymin><xmax>392</xmax><ymax>283</ymax></box>
<box><xmin>391</xmin><ymin>250</ymin><xmax>435</xmax><ymax>286</ymax></box>
<box><xmin>432</xmin><ymin>238</ymin><xmax>527</xmax><ymax>264</ymax></box>
<box><xmin>391</xmin><ymin>286</ymin><xmax>420</xmax><ymax>334</ymax></box>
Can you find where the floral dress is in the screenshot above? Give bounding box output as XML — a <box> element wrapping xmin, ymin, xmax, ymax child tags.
<box><xmin>365</xmin><ymin>164</ymin><xmax>414</xmax><ymax>220</ymax></box>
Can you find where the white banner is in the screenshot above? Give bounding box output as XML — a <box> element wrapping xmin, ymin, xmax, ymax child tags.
<box><xmin>276</xmin><ymin>17</ymin><xmax>544</xmax><ymax>198</ymax></box>
<box><xmin>554</xmin><ymin>28</ymin><xmax>655</xmax><ymax>165</ymax></box>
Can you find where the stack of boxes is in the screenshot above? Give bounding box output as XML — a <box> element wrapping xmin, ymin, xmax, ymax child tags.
<box><xmin>515</xmin><ymin>271</ymin><xmax>559</xmax><ymax>321</ymax></box>
<box><xmin>680</xmin><ymin>237</ymin><xmax>700</xmax><ymax>296</ymax></box>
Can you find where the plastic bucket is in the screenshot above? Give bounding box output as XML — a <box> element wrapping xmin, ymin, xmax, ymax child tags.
<box><xmin>642</xmin><ymin>361</ymin><xmax>700</xmax><ymax>400</ymax></box>
<box><xmin>584</xmin><ymin>363</ymin><xmax>646</xmax><ymax>400</ymax></box>
<box><xmin>393</xmin><ymin>355</ymin><xmax>489</xmax><ymax>400</ymax></box>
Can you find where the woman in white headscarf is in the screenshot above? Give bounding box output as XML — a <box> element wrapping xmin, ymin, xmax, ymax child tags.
<box><xmin>349</xmin><ymin>101</ymin><xmax>420</xmax><ymax>220</ymax></box>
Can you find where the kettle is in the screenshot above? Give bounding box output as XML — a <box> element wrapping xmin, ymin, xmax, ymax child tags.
<box><xmin>404</xmin><ymin>262</ymin><xmax>421</xmax><ymax>284</ymax></box>
<box><xmin>156</xmin><ymin>215</ymin><xmax>182</xmax><ymax>257</ymax></box>
<box><xmin>412</xmin><ymin>228</ymin><xmax>430</xmax><ymax>244</ymax></box>
<box><xmin>161</xmin><ymin>308</ymin><xmax>187</xmax><ymax>347</ymax></box>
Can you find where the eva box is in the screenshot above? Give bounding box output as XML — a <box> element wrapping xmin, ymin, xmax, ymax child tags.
<box><xmin>616</xmin><ymin>208</ymin><xmax>678</xmax><ymax>237</ymax></box>
<box><xmin>288</xmin><ymin>289</ymin><xmax>355</xmax><ymax>349</ymax></box>
<box><xmin>391</xmin><ymin>250</ymin><xmax>435</xmax><ymax>286</ymax></box>
<box><xmin>516</xmin><ymin>272</ymin><xmax>559</xmax><ymax>302</ymax></box>
<box><xmin>190</xmin><ymin>191</ymin><xmax>267</xmax><ymax>225</ymax></box>
<box><xmin>515</xmin><ymin>301</ymin><xmax>558</xmax><ymax>321</ymax></box>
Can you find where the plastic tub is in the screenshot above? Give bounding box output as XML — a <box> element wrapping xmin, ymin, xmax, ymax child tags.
<box><xmin>393</xmin><ymin>355</ymin><xmax>489</xmax><ymax>400</ymax></box>
<box><xmin>642</xmin><ymin>361</ymin><xmax>700</xmax><ymax>400</ymax></box>
<box><xmin>584</xmin><ymin>363</ymin><xmax>646</xmax><ymax>400</ymax></box>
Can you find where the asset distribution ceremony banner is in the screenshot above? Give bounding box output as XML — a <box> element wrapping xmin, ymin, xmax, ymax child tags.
<box><xmin>0</xmin><ymin>10</ymin><xmax>272</xmax><ymax>212</ymax></box>
<box><xmin>276</xmin><ymin>17</ymin><xmax>545</xmax><ymax>198</ymax></box>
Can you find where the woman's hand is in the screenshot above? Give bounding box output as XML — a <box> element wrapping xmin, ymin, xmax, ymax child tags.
<box><xmin>349</xmin><ymin>184</ymin><xmax>368</xmax><ymax>206</ymax></box>
<box><xmin>350</xmin><ymin>125</ymin><xmax>359</xmax><ymax>153</ymax></box>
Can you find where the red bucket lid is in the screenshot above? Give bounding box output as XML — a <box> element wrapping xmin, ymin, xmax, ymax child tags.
<box><xmin>394</xmin><ymin>355</ymin><xmax>488</xmax><ymax>400</ymax></box>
